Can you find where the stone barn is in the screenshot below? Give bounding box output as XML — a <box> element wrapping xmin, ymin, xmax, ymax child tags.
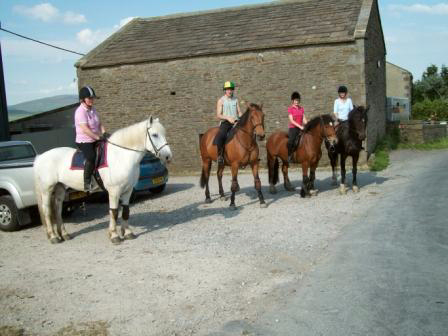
<box><xmin>75</xmin><ymin>0</ymin><xmax>386</xmax><ymax>173</ymax></box>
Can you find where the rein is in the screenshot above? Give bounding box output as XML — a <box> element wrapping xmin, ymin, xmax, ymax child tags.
<box><xmin>105</xmin><ymin>121</ymin><xmax>169</xmax><ymax>158</ymax></box>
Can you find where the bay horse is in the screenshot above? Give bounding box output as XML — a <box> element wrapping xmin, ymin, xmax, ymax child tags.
<box><xmin>199</xmin><ymin>103</ymin><xmax>266</xmax><ymax>208</ymax></box>
<box><xmin>266</xmin><ymin>114</ymin><xmax>337</xmax><ymax>198</ymax></box>
<box><xmin>34</xmin><ymin>116</ymin><xmax>172</xmax><ymax>244</ymax></box>
<box><xmin>327</xmin><ymin>105</ymin><xmax>368</xmax><ymax>194</ymax></box>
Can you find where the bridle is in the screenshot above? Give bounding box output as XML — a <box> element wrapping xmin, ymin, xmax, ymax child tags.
<box><xmin>105</xmin><ymin>121</ymin><xmax>169</xmax><ymax>158</ymax></box>
<box><xmin>319</xmin><ymin>115</ymin><xmax>336</xmax><ymax>148</ymax></box>
<box><xmin>233</xmin><ymin>109</ymin><xmax>264</xmax><ymax>152</ymax></box>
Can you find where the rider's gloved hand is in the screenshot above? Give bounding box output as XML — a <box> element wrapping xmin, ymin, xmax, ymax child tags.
<box><xmin>100</xmin><ymin>132</ymin><xmax>111</xmax><ymax>141</ymax></box>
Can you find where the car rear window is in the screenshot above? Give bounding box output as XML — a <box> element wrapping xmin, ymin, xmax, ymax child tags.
<box><xmin>0</xmin><ymin>145</ymin><xmax>36</xmax><ymax>162</ymax></box>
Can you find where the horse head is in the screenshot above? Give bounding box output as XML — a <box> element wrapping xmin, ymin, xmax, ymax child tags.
<box><xmin>349</xmin><ymin>105</ymin><xmax>369</xmax><ymax>141</ymax></box>
<box><xmin>247</xmin><ymin>103</ymin><xmax>265</xmax><ymax>141</ymax></box>
<box><xmin>321</xmin><ymin>115</ymin><xmax>338</xmax><ymax>152</ymax></box>
<box><xmin>145</xmin><ymin>116</ymin><xmax>172</xmax><ymax>164</ymax></box>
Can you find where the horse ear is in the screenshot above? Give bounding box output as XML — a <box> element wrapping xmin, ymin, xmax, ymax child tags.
<box><xmin>155</xmin><ymin>117</ymin><xmax>159</xmax><ymax>122</ymax></box>
<box><xmin>149</xmin><ymin>116</ymin><xmax>153</xmax><ymax>125</ymax></box>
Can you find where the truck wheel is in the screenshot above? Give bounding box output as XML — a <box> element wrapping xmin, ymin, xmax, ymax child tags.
<box><xmin>0</xmin><ymin>195</ymin><xmax>20</xmax><ymax>231</ymax></box>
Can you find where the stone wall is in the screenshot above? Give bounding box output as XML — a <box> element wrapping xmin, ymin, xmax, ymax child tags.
<box><xmin>386</xmin><ymin>63</ymin><xmax>412</xmax><ymax>98</ymax></box>
<box><xmin>78</xmin><ymin>41</ymin><xmax>384</xmax><ymax>173</ymax></box>
<box><xmin>400</xmin><ymin>121</ymin><xmax>447</xmax><ymax>144</ymax></box>
<box><xmin>363</xmin><ymin>0</ymin><xmax>386</xmax><ymax>154</ymax></box>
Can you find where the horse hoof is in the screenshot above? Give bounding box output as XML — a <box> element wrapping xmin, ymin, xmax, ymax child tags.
<box><xmin>111</xmin><ymin>236</ymin><xmax>122</xmax><ymax>245</ymax></box>
<box><xmin>124</xmin><ymin>232</ymin><xmax>137</xmax><ymax>240</ymax></box>
<box><xmin>50</xmin><ymin>237</ymin><xmax>61</xmax><ymax>244</ymax></box>
<box><xmin>310</xmin><ymin>189</ymin><xmax>319</xmax><ymax>196</ymax></box>
<box><xmin>352</xmin><ymin>185</ymin><xmax>359</xmax><ymax>193</ymax></box>
<box><xmin>331</xmin><ymin>179</ymin><xmax>338</xmax><ymax>186</ymax></box>
<box><xmin>285</xmin><ymin>184</ymin><xmax>295</xmax><ymax>192</ymax></box>
<box><xmin>220</xmin><ymin>196</ymin><xmax>226</xmax><ymax>201</ymax></box>
<box><xmin>260</xmin><ymin>203</ymin><xmax>268</xmax><ymax>208</ymax></box>
<box><xmin>229</xmin><ymin>204</ymin><xmax>237</xmax><ymax>210</ymax></box>
<box><xmin>300</xmin><ymin>189</ymin><xmax>306</xmax><ymax>198</ymax></box>
<box><xmin>62</xmin><ymin>234</ymin><xmax>72</xmax><ymax>241</ymax></box>
<box><xmin>269</xmin><ymin>185</ymin><xmax>277</xmax><ymax>194</ymax></box>
<box><xmin>339</xmin><ymin>185</ymin><xmax>347</xmax><ymax>195</ymax></box>
<box><xmin>205</xmin><ymin>198</ymin><xmax>212</xmax><ymax>204</ymax></box>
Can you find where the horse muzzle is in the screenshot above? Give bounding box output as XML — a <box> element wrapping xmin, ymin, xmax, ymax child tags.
<box><xmin>257</xmin><ymin>134</ymin><xmax>266</xmax><ymax>141</ymax></box>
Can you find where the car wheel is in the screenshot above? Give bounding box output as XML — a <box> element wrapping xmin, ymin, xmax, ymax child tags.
<box><xmin>0</xmin><ymin>195</ymin><xmax>20</xmax><ymax>232</ymax></box>
<box><xmin>150</xmin><ymin>184</ymin><xmax>166</xmax><ymax>194</ymax></box>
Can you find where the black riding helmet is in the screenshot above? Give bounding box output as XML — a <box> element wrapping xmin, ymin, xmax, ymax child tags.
<box><xmin>291</xmin><ymin>91</ymin><xmax>301</xmax><ymax>101</ymax></box>
<box><xmin>338</xmin><ymin>85</ymin><xmax>348</xmax><ymax>93</ymax></box>
<box><xmin>79</xmin><ymin>86</ymin><xmax>98</xmax><ymax>100</ymax></box>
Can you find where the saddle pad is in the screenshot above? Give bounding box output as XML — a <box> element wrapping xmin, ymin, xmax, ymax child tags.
<box><xmin>70</xmin><ymin>142</ymin><xmax>109</xmax><ymax>170</ymax></box>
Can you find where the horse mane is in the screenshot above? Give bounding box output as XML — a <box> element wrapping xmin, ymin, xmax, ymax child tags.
<box><xmin>348</xmin><ymin>105</ymin><xmax>368</xmax><ymax>122</ymax></box>
<box><xmin>303</xmin><ymin>114</ymin><xmax>335</xmax><ymax>133</ymax></box>
<box><xmin>237</xmin><ymin>103</ymin><xmax>261</xmax><ymax>128</ymax></box>
<box><xmin>109</xmin><ymin>118</ymin><xmax>165</xmax><ymax>149</ymax></box>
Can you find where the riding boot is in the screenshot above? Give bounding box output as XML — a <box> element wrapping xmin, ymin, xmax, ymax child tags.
<box><xmin>287</xmin><ymin>145</ymin><xmax>294</xmax><ymax>163</ymax></box>
<box><xmin>83</xmin><ymin>160</ymin><xmax>95</xmax><ymax>192</ymax></box>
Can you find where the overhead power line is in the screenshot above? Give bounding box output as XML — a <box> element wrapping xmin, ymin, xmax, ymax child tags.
<box><xmin>0</xmin><ymin>26</ymin><xmax>85</xmax><ymax>56</ymax></box>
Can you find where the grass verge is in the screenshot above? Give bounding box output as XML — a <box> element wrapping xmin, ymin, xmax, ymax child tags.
<box><xmin>398</xmin><ymin>137</ymin><xmax>448</xmax><ymax>150</ymax></box>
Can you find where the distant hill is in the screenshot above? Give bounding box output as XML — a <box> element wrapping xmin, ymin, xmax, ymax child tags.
<box><xmin>8</xmin><ymin>94</ymin><xmax>78</xmax><ymax>121</ymax></box>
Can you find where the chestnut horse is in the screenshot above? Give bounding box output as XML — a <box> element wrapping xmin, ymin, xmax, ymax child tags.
<box><xmin>266</xmin><ymin>114</ymin><xmax>337</xmax><ymax>197</ymax></box>
<box><xmin>199</xmin><ymin>103</ymin><xmax>266</xmax><ymax>208</ymax></box>
<box><xmin>327</xmin><ymin>105</ymin><xmax>369</xmax><ymax>194</ymax></box>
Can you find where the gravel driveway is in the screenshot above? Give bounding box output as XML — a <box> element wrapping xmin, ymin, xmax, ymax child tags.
<box><xmin>0</xmin><ymin>151</ymin><xmax>427</xmax><ymax>336</ymax></box>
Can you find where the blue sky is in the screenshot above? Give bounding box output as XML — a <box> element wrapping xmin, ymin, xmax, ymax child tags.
<box><xmin>1</xmin><ymin>0</ymin><xmax>447</xmax><ymax>105</ymax></box>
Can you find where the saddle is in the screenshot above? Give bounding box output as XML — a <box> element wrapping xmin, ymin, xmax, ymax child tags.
<box><xmin>70</xmin><ymin>141</ymin><xmax>108</xmax><ymax>190</ymax></box>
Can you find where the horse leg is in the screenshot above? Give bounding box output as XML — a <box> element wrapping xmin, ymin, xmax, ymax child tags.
<box><xmin>229</xmin><ymin>163</ymin><xmax>239</xmax><ymax>209</ymax></box>
<box><xmin>339</xmin><ymin>153</ymin><xmax>348</xmax><ymax>195</ymax></box>
<box><xmin>217</xmin><ymin>164</ymin><xmax>226</xmax><ymax>200</ymax></box>
<box><xmin>329</xmin><ymin>151</ymin><xmax>338</xmax><ymax>186</ymax></box>
<box><xmin>54</xmin><ymin>184</ymin><xmax>71</xmax><ymax>241</ymax></box>
<box><xmin>300</xmin><ymin>163</ymin><xmax>311</xmax><ymax>198</ymax></box>
<box><xmin>120</xmin><ymin>189</ymin><xmax>136</xmax><ymax>240</ymax></box>
<box><xmin>251</xmin><ymin>160</ymin><xmax>267</xmax><ymax>208</ymax></box>
<box><xmin>352</xmin><ymin>153</ymin><xmax>360</xmax><ymax>192</ymax></box>
<box><xmin>201</xmin><ymin>159</ymin><xmax>212</xmax><ymax>203</ymax></box>
<box><xmin>309</xmin><ymin>165</ymin><xmax>319</xmax><ymax>196</ymax></box>
<box><xmin>267</xmin><ymin>153</ymin><xmax>278</xmax><ymax>194</ymax></box>
<box><xmin>108</xmin><ymin>190</ymin><xmax>122</xmax><ymax>244</ymax></box>
<box><xmin>41</xmin><ymin>186</ymin><xmax>60</xmax><ymax>244</ymax></box>
<box><xmin>282</xmin><ymin>160</ymin><xmax>294</xmax><ymax>191</ymax></box>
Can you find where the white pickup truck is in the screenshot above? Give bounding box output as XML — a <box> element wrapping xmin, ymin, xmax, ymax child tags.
<box><xmin>0</xmin><ymin>140</ymin><xmax>38</xmax><ymax>231</ymax></box>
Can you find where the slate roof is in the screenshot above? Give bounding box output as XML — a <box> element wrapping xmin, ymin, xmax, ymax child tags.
<box><xmin>77</xmin><ymin>0</ymin><xmax>367</xmax><ymax>69</ymax></box>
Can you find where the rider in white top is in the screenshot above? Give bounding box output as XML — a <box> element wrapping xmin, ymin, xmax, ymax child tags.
<box><xmin>333</xmin><ymin>85</ymin><xmax>353</xmax><ymax>122</ymax></box>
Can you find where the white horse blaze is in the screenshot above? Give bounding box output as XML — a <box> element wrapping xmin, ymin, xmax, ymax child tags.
<box><xmin>34</xmin><ymin>117</ymin><xmax>172</xmax><ymax>244</ymax></box>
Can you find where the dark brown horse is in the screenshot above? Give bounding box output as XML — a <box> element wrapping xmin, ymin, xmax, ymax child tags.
<box><xmin>266</xmin><ymin>114</ymin><xmax>337</xmax><ymax>197</ymax></box>
<box><xmin>199</xmin><ymin>103</ymin><xmax>266</xmax><ymax>208</ymax></box>
<box><xmin>327</xmin><ymin>105</ymin><xmax>368</xmax><ymax>194</ymax></box>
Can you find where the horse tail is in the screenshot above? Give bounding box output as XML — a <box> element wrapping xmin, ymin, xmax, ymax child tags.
<box><xmin>33</xmin><ymin>158</ymin><xmax>47</xmax><ymax>229</ymax></box>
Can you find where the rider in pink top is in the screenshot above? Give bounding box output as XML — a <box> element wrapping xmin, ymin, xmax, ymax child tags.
<box><xmin>74</xmin><ymin>86</ymin><xmax>107</xmax><ymax>192</ymax></box>
<box><xmin>287</xmin><ymin>91</ymin><xmax>308</xmax><ymax>162</ymax></box>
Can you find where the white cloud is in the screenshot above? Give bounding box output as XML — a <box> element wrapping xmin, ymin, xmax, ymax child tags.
<box><xmin>114</xmin><ymin>16</ymin><xmax>136</xmax><ymax>29</ymax></box>
<box><xmin>63</xmin><ymin>11</ymin><xmax>87</xmax><ymax>24</ymax></box>
<box><xmin>76</xmin><ymin>17</ymin><xmax>137</xmax><ymax>47</ymax></box>
<box><xmin>76</xmin><ymin>29</ymin><xmax>110</xmax><ymax>46</ymax></box>
<box><xmin>388</xmin><ymin>3</ymin><xmax>448</xmax><ymax>15</ymax></box>
<box><xmin>13</xmin><ymin>3</ymin><xmax>86</xmax><ymax>24</ymax></box>
<box><xmin>13</xmin><ymin>3</ymin><xmax>59</xmax><ymax>22</ymax></box>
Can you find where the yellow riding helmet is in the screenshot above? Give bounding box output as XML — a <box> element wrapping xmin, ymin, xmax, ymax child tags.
<box><xmin>223</xmin><ymin>81</ymin><xmax>235</xmax><ymax>90</ymax></box>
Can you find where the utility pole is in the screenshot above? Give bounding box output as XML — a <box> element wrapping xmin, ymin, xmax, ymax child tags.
<box><xmin>0</xmin><ymin>22</ymin><xmax>10</xmax><ymax>141</ymax></box>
